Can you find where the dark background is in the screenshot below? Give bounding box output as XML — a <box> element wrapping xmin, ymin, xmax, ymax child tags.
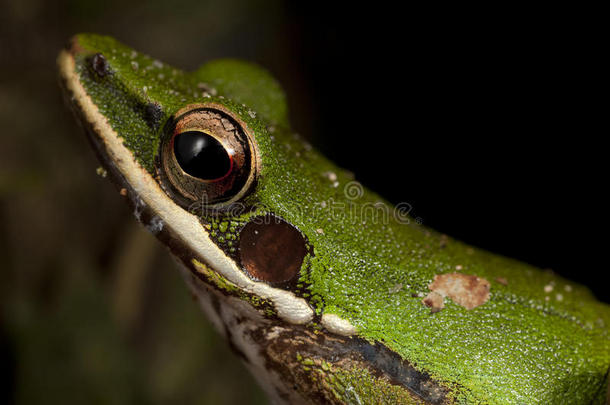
<box><xmin>1</xmin><ymin>1</ymin><xmax>606</xmax><ymax>404</ymax></box>
<box><xmin>287</xmin><ymin>4</ymin><xmax>606</xmax><ymax>302</ymax></box>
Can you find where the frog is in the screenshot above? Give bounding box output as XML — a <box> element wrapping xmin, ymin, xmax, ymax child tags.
<box><xmin>57</xmin><ymin>33</ymin><xmax>610</xmax><ymax>404</ymax></box>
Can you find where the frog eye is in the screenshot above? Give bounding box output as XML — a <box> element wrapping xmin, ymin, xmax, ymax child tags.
<box><xmin>159</xmin><ymin>104</ymin><xmax>257</xmax><ymax>207</ymax></box>
<box><xmin>173</xmin><ymin>131</ymin><xmax>232</xmax><ymax>181</ymax></box>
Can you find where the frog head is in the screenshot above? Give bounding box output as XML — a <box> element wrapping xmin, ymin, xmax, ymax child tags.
<box><xmin>59</xmin><ymin>34</ymin><xmax>610</xmax><ymax>404</ymax></box>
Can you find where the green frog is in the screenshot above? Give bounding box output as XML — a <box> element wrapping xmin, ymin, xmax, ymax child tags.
<box><xmin>58</xmin><ymin>34</ymin><xmax>610</xmax><ymax>404</ymax></box>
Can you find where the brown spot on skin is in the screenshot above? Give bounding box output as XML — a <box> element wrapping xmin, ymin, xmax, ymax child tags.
<box><xmin>422</xmin><ymin>291</ymin><xmax>445</xmax><ymax>313</ymax></box>
<box><xmin>426</xmin><ymin>273</ymin><xmax>490</xmax><ymax>310</ymax></box>
<box><xmin>495</xmin><ymin>277</ymin><xmax>508</xmax><ymax>286</ymax></box>
<box><xmin>239</xmin><ymin>215</ymin><xmax>307</xmax><ymax>284</ymax></box>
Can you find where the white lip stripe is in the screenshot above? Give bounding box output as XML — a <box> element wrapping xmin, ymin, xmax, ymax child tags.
<box><xmin>321</xmin><ymin>313</ymin><xmax>358</xmax><ymax>336</ymax></box>
<box><xmin>58</xmin><ymin>49</ymin><xmax>313</xmax><ymax>325</ymax></box>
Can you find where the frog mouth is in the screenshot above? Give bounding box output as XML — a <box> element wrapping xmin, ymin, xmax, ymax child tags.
<box><xmin>57</xmin><ymin>44</ymin><xmax>314</xmax><ymax>326</ymax></box>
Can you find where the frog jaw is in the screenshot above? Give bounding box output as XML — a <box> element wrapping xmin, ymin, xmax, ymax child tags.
<box><xmin>57</xmin><ymin>47</ymin><xmax>314</xmax><ymax>326</ymax></box>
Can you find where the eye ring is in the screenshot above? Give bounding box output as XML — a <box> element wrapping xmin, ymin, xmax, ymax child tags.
<box><xmin>158</xmin><ymin>103</ymin><xmax>259</xmax><ymax>208</ymax></box>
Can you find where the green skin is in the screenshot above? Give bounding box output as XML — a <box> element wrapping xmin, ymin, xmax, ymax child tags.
<box><xmin>59</xmin><ymin>34</ymin><xmax>610</xmax><ymax>404</ymax></box>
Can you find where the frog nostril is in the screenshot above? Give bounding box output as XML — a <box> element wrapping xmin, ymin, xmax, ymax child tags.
<box><xmin>144</xmin><ymin>102</ymin><xmax>163</xmax><ymax>130</ymax></box>
<box><xmin>238</xmin><ymin>215</ymin><xmax>307</xmax><ymax>285</ymax></box>
<box><xmin>89</xmin><ymin>53</ymin><xmax>111</xmax><ymax>77</ymax></box>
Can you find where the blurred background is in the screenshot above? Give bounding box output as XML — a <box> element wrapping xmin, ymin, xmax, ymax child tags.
<box><xmin>0</xmin><ymin>1</ymin><xmax>606</xmax><ymax>404</ymax></box>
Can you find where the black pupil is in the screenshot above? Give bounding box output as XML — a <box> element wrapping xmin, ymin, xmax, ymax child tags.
<box><xmin>173</xmin><ymin>131</ymin><xmax>231</xmax><ymax>180</ymax></box>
